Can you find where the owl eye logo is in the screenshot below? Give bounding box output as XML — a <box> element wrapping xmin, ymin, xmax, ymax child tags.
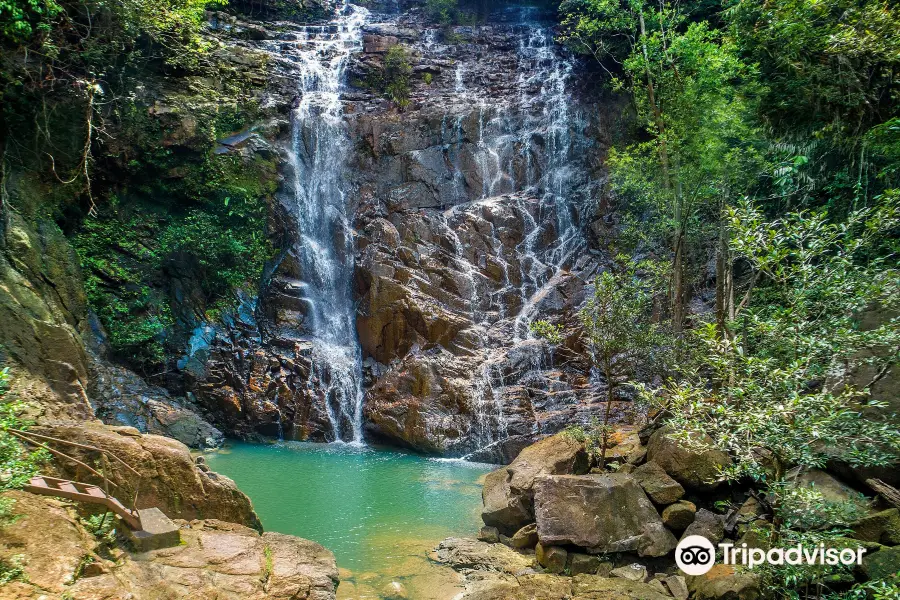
<box><xmin>679</xmin><ymin>546</ymin><xmax>712</xmax><ymax>565</ymax></box>
<box><xmin>676</xmin><ymin>535</ymin><xmax>716</xmax><ymax>575</ymax></box>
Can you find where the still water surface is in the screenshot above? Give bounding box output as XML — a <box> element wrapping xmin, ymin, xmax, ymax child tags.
<box><xmin>205</xmin><ymin>441</ymin><xmax>493</xmax><ymax>599</ymax></box>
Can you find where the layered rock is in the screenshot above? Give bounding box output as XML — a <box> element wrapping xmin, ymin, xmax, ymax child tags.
<box><xmin>0</xmin><ymin>491</ymin><xmax>338</xmax><ymax>600</ymax></box>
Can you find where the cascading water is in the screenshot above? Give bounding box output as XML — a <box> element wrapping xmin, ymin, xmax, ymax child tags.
<box><xmin>281</xmin><ymin>2</ymin><xmax>369</xmax><ymax>443</ymax></box>
<box><xmin>422</xmin><ymin>9</ymin><xmax>593</xmax><ymax>455</ymax></box>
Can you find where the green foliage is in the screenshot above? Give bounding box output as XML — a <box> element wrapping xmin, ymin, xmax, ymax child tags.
<box><xmin>726</xmin><ymin>0</ymin><xmax>900</xmax><ymax>146</ymax></box>
<box><xmin>424</xmin><ymin>0</ymin><xmax>475</xmax><ymax>26</ymax></box>
<box><xmin>425</xmin><ymin>0</ymin><xmax>457</xmax><ymax>24</ymax></box>
<box><xmin>529</xmin><ymin>320</ymin><xmax>564</xmax><ymax>345</ymax></box>
<box><xmin>0</xmin><ymin>554</ymin><xmax>25</xmax><ymax>584</ymax></box>
<box><xmin>382</xmin><ymin>45</ymin><xmax>412</xmax><ymax>108</ymax></box>
<box><xmin>657</xmin><ymin>198</ymin><xmax>900</xmax><ymax>483</ymax></box>
<box><xmin>0</xmin><ymin>369</ymin><xmax>49</xmax><ymax>492</ymax></box>
<box><xmin>0</xmin><ymin>0</ymin><xmax>61</xmax><ymax>42</ymax></box>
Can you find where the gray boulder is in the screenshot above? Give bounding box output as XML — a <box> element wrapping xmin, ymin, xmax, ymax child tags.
<box><xmin>632</xmin><ymin>461</ymin><xmax>685</xmax><ymax>504</ymax></box>
<box><xmin>646</xmin><ymin>427</ymin><xmax>731</xmax><ymax>491</ymax></box>
<box><xmin>533</xmin><ymin>473</ymin><xmax>677</xmax><ymax>557</ymax></box>
<box><xmin>482</xmin><ymin>433</ymin><xmax>589</xmax><ymax>534</ymax></box>
<box><xmin>682</xmin><ymin>509</ymin><xmax>726</xmax><ymax>544</ymax></box>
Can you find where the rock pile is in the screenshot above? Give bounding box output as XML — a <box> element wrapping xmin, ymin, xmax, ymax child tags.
<box><xmin>440</xmin><ymin>428</ymin><xmax>900</xmax><ymax>599</ymax></box>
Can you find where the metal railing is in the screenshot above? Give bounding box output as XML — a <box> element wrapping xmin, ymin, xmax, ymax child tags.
<box><xmin>8</xmin><ymin>428</ymin><xmax>142</xmax><ymax>511</ymax></box>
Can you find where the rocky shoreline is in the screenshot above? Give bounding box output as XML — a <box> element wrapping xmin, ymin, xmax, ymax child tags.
<box><xmin>428</xmin><ymin>430</ymin><xmax>900</xmax><ymax>600</ymax></box>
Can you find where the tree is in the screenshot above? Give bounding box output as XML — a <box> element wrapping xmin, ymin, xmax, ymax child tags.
<box><xmin>653</xmin><ymin>196</ymin><xmax>900</xmax><ymax>515</ymax></box>
<box><xmin>559</xmin><ymin>0</ymin><xmax>766</xmax><ymax>332</ymax></box>
<box><xmin>578</xmin><ymin>267</ymin><xmax>669</xmax><ymax>468</ymax></box>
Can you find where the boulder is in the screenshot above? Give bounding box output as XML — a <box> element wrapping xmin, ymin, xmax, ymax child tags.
<box><xmin>852</xmin><ymin>508</ymin><xmax>900</xmax><ymax>545</ymax></box>
<box><xmin>0</xmin><ymin>491</ymin><xmax>99</xmax><ymax>594</ymax></box>
<box><xmin>533</xmin><ymin>474</ymin><xmax>677</xmax><ymax>557</ymax></box>
<box><xmin>794</xmin><ymin>469</ymin><xmax>868</xmax><ymax>510</ymax></box>
<box><xmin>36</xmin><ymin>422</ymin><xmax>261</xmax><ymax>529</ymax></box>
<box><xmin>571</xmin><ymin>574</ymin><xmax>672</xmax><ymax>600</ymax></box>
<box><xmin>0</xmin><ymin>492</ymin><xmax>339</xmax><ymax>600</ymax></box>
<box><xmin>662</xmin><ymin>500</ymin><xmax>697</xmax><ymax>532</ymax></box>
<box><xmin>688</xmin><ymin>564</ymin><xmax>760</xmax><ymax>600</ymax></box>
<box><xmin>482</xmin><ymin>432</ymin><xmax>589</xmax><ymax>534</ymax></box>
<box><xmin>506</xmin><ymin>523</ymin><xmax>538</xmax><ymax>549</ymax></box>
<box><xmin>646</xmin><ymin>427</ymin><xmax>732</xmax><ymax>491</ymax></box>
<box><xmin>536</xmin><ymin>542</ymin><xmax>567</xmax><ymax>574</ymax></box>
<box><xmin>665</xmin><ymin>574</ymin><xmax>689</xmax><ymax>600</ymax></box>
<box><xmin>566</xmin><ymin>553</ymin><xmax>605</xmax><ymax>576</ymax></box>
<box><xmin>610</xmin><ymin>563</ymin><xmax>648</xmax><ymax>582</ymax></box>
<box><xmin>682</xmin><ymin>509</ymin><xmax>726</xmax><ymax>544</ymax></box>
<box><xmin>430</xmin><ymin>537</ymin><xmax>533</xmax><ymax>574</ymax></box>
<box><xmin>860</xmin><ymin>545</ymin><xmax>900</xmax><ymax>581</ymax></box>
<box><xmin>478</xmin><ymin>526</ymin><xmax>501</xmax><ymax>543</ymax></box>
<box><xmin>632</xmin><ymin>461</ymin><xmax>685</xmax><ymax>505</ymax></box>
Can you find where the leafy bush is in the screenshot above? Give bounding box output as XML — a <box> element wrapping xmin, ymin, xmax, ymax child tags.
<box><xmin>382</xmin><ymin>45</ymin><xmax>412</xmax><ymax>107</ymax></box>
<box><xmin>425</xmin><ymin>0</ymin><xmax>457</xmax><ymax>24</ymax></box>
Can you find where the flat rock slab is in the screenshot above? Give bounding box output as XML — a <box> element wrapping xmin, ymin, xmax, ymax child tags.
<box><xmin>125</xmin><ymin>507</ymin><xmax>181</xmax><ymax>552</ymax></box>
<box><xmin>534</xmin><ymin>473</ymin><xmax>677</xmax><ymax>557</ymax></box>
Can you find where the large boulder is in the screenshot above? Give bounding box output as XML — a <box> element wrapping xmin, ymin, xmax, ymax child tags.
<box><xmin>481</xmin><ymin>432</ymin><xmax>589</xmax><ymax>534</ymax></box>
<box><xmin>0</xmin><ymin>492</ymin><xmax>338</xmax><ymax>600</ymax></box>
<box><xmin>533</xmin><ymin>473</ymin><xmax>677</xmax><ymax>557</ymax></box>
<box><xmin>646</xmin><ymin>427</ymin><xmax>732</xmax><ymax>491</ymax></box>
<box><xmin>36</xmin><ymin>422</ymin><xmax>261</xmax><ymax>529</ymax></box>
<box><xmin>682</xmin><ymin>509</ymin><xmax>726</xmax><ymax>544</ymax></box>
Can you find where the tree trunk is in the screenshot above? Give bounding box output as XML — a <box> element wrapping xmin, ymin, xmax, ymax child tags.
<box><xmin>599</xmin><ymin>362</ymin><xmax>615</xmax><ymax>470</ymax></box>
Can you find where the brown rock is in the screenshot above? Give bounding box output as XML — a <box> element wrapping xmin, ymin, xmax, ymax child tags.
<box><xmin>632</xmin><ymin>461</ymin><xmax>685</xmax><ymax>505</ymax></box>
<box><xmin>647</xmin><ymin>427</ymin><xmax>732</xmax><ymax>491</ymax></box>
<box><xmin>611</xmin><ymin>563</ymin><xmax>648</xmax><ymax>582</ymax></box>
<box><xmin>478</xmin><ymin>526</ymin><xmax>500</xmax><ymax>543</ymax></box>
<box><xmin>688</xmin><ymin>564</ymin><xmax>760</xmax><ymax>600</ymax></box>
<box><xmin>662</xmin><ymin>500</ymin><xmax>697</xmax><ymax>532</ymax></box>
<box><xmin>682</xmin><ymin>509</ymin><xmax>726</xmax><ymax>545</ymax></box>
<box><xmin>482</xmin><ymin>432</ymin><xmax>589</xmax><ymax>534</ymax></box>
<box><xmin>431</xmin><ymin>537</ymin><xmax>533</xmax><ymax>574</ymax></box>
<box><xmin>507</xmin><ymin>523</ymin><xmax>538</xmax><ymax>549</ymax></box>
<box><xmin>536</xmin><ymin>542</ymin><xmax>567</xmax><ymax>574</ymax></box>
<box><xmin>566</xmin><ymin>553</ymin><xmax>604</xmax><ymax>576</ymax></box>
<box><xmin>37</xmin><ymin>423</ymin><xmax>261</xmax><ymax>529</ymax></box>
<box><xmin>0</xmin><ymin>491</ymin><xmax>99</xmax><ymax>593</ymax></box>
<box><xmin>533</xmin><ymin>474</ymin><xmax>677</xmax><ymax>557</ymax></box>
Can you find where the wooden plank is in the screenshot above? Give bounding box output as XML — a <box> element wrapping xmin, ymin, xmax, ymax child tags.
<box><xmin>84</xmin><ymin>486</ymin><xmax>107</xmax><ymax>499</ymax></box>
<box><xmin>57</xmin><ymin>481</ymin><xmax>79</xmax><ymax>494</ymax></box>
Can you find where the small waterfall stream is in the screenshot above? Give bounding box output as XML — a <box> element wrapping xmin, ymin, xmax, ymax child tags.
<box><xmin>433</xmin><ymin>14</ymin><xmax>592</xmax><ymax>455</ymax></box>
<box><xmin>282</xmin><ymin>2</ymin><xmax>369</xmax><ymax>443</ymax></box>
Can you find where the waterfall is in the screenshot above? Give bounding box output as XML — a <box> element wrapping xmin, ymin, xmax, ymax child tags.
<box><xmin>283</xmin><ymin>2</ymin><xmax>369</xmax><ymax>443</ymax></box>
<box><xmin>428</xmin><ymin>9</ymin><xmax>593</xmax><ymax>456</ymax></box>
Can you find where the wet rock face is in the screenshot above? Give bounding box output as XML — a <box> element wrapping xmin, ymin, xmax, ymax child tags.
<box><xmin>348</xmin><ymin>9</ymin><xmax>628</xmax><ymax>459</ymax></box>
<box><xmin>178</xmin><ymin>5</ymin><xmax>630</xmax><ymax>454</ymax></box>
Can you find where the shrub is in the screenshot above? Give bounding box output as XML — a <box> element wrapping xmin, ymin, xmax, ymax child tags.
<box><xmin>382</xmin><ymin>45</ymin><xmax>412</xmax><ymax>107</ymax></box>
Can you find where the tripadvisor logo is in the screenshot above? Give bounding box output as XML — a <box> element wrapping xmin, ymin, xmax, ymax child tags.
<box><xmin>675</xmin><ymin>535</ymin><xmax>866</xmax><ymax>576</ymax></box>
